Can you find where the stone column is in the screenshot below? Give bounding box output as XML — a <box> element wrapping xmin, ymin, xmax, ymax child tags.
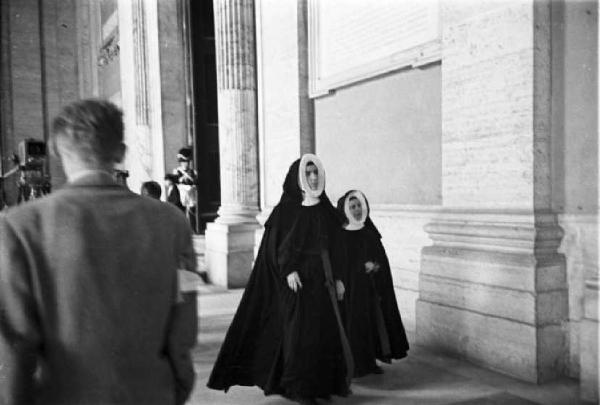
<box><xmin>205</xmin><ymin>0</ymin><xmax>260</xmax><ymax>288</ymax></box>
<box><xmin>118</xmin><ymin>0</ymin><xmax>166</xmax><ymax>193</ymax></box>
<box><xmin>417</xmin><ymin>1</ymin><xmax>567</xmax><ymax>383</ymax></box>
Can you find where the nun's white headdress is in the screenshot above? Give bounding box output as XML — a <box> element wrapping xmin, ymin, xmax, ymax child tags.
<box><xmin>298</xmin><ymin>153</ymin><xmax>325</xmax><ymax>206</ymax></box>
<box><xmin>343</xmin><ymin>190</ymin><xmax>368</xmax><ymax>230</ymax></box>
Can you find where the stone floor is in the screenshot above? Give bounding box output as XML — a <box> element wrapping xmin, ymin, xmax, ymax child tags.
<box><xmin>189</xmin><ymin>289</ymin><xmax>591</xmax><ymax>405</ymax></box>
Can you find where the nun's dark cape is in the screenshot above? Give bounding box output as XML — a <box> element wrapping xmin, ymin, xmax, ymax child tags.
<box><xmin>207</xmin><ymin>160</ymin><xmax>349</xmax><ymax>398</ymax></box>
<box><xmin>335</xmin><ymin>191</ymin><xmax>409</xmax><ymax>378</ymax></box>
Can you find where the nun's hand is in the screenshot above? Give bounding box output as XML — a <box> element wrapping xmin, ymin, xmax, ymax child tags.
<box><xmin>365</xmin><ymin>261</ymin><xmax>376</xmax><ymax>273</ymax></box>
<box><xmin>287</xmin><ymin>271</ymin><xmax>303</xmax><ymax>292</ymax></box>
<box><xmin>335</xmin><ymin>280</ymin><xmax>345</xmax><ymax>301</ymax></box>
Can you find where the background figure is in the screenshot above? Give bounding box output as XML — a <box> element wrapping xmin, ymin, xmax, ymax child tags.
<box><xmin>165</xmin><ymin>173</ymin><xmax>185</xmax><ymax>211</ymax></box>
<box><xmin>173</xmin><ymin>147</ymin><xmax>198</xmax><ymax>233</ymax></box>
<box><xmin>336</xmin><ymin>190</ymin><xmax>409</xmax><ymax>378</ymax></box>
<box><xmin>208</xmin><ymin>154</ymin><xmax>351</xmax><ymax>405</ymax></box>
<box><xmin>0</xmin><ymin>99</ymin><xmax>197</xmax><ymax>405</ymax></box>
<box><xmin>112</xmin><ymin>169</ymin><xmax>130</xmax><ymax>188</ymax></box>
<box><xmin>141</xmin><ymin>180</ymin><xmax>162</xmax><ymax>200</ymax></box>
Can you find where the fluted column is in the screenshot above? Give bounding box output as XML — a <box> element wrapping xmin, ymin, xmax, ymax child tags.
<box><xmin>206</xmin><ymin>0</ymin><xmax>260</xmax><ymax>288</ymax></box>
<box><xmin>214</xmin><ymin>0</ymin><xmax>260</xmax><ymax>224</ymax></box>
<box><xmin>118</xmin><ymin>0</ymin><xmax>166</xmax><ymax>193</ymax></box>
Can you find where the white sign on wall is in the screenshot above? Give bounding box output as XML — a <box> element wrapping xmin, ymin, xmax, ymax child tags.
<box><xmin>308</xmin><ymin>0</ymin><xmax>441</xmax><ymax>97</ymax></box>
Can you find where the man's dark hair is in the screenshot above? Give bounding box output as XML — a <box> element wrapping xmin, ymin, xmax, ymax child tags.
<box><xmin>141</xmin><ymin>181</ymin><xmax>162</xmax><ymax>200</ymax></box>
<box><xmin>51</xmin><ymin>99</ymin><xmax>124</xmax><ymax>165</ymax></box>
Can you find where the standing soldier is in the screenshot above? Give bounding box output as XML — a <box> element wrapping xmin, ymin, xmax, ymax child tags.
<box><xmin>173</xmin><ymin>147</ymin><xmax>199</xmax><ymax>233</ymax></box>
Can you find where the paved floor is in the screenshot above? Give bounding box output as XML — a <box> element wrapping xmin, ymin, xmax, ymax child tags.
<box><xmin>189</xmin><ymin>289</ymin><xmax>591</xmax><ymax>405</ymax></box>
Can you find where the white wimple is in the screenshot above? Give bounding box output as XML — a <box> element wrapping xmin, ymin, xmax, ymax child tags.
<box><xmin>343</xmin><ymin>190</ymin><xmax>368</xmax><ymax>230</ymax></box>
<box><xmin>298</xmin><ymin>153</ymin><xmax>325</xmax><ymax>206</ymax></box>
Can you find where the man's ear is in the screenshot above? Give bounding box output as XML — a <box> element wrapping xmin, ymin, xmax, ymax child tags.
<box><xmin>49</xmin><ymin>136</ymin><xmax>61</xmax><ymax>159</ymax></box>
<box><xmin>114</xmin><ymin>143</ymin><xmax>126</xmax><ymax>163</ymax></box>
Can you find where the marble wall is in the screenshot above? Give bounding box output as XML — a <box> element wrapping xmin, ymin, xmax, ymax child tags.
<box><xmin>440</xmin><ymin>2</ymin><xmax>546</xmax><ymax>209</ymax></box>
<box><xmin>256</xmin><ymin>0</ymin><xmax>313</xmax><ymax>210</ymax></box>
<box><xmin>559</xmin><ymin>215</ymin><xmax>598</xmax><ymax>377</ymax></box>
<box><xmin>551</xmin><ymin>0</ymin><xmax>598</xmax><ymax>384</ymax></box>
<box><xmin>370</xmin><ymin>205</ymin><xmax>439</xmax><ymax>338</ymax></box>
<box><xmin>551</xmin><ymin>0</ymin><xmax>598</xmax><ymax>217</ymax></box>
<box><xmin>157</xmin><ymin>0</ymin><xmax>189</xmax><ymax>175</ymax></box>
<box><xmin>315</xmin><ymin>65</ymin><xmax>442</xmax><ymax>206</ymax></box>
<box><xmin>417</xmin><ymin>0</ymin><xmax>568</xmax><ymax>384</ymax></box>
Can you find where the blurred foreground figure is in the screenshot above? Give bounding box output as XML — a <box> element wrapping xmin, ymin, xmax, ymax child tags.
<box><xmin>0</xmin><ymin>99</ymin><xmax>197</xmax><ymax>405</ymax></box>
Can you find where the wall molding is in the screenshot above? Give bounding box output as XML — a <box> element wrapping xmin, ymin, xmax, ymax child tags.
<box><xmin>307</xmin><ymin>0</ymin><xmax>441</xmax><ymax>97</ymax></box>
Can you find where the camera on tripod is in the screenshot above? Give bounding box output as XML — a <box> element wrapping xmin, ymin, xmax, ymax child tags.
<box><xmin>18</xmin><ymin>139</ymin><xmax>47</xmax><ymax>171</ymax></box>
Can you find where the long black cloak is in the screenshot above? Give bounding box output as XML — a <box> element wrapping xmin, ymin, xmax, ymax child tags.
<box><xmin>335</xmin><ymin>191</ymin><xmax>409</xmax><ymax>377</ymax></box>
<box><xmin>207</xmin><ymin>159</ymin><xmax>350</xmax><ymax>399</ymax></box>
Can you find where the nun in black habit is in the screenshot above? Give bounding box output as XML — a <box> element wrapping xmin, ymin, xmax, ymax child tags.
<box><xmin>207</xmin><ymin>154</ymin><xmax>353</xmax><ymax>404</ymax></box>
<box><xmin>335</xmin><ymin>190</ymin><xmax>409</xmax><ymax>378</ymax></box>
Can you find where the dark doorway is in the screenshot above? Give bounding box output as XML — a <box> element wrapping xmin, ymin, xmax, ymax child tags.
<box><xmin>189</xmin><ymin>0</ymin><xmax>220</xmax><ymax>233</ymax></box>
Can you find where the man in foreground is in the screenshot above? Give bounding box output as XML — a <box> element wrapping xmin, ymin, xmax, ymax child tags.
<box><xmin>0</xmin><ymin>99</ymin><xmax>197</xmax><ymax>405</ymax></box>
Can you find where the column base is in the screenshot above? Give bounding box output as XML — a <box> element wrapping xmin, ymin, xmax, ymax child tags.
<box><xmin>205</xmin><ymin>222</ymin><xmax>259</xmax><ymax>289</ymax></box>
<box><xmin>417</xmin><ymin>210</ymin><xmax>567</xmax><ymax>383</ymax></box>
<box><xmin>216</xmin><ymin>203</ymin><xmax>260</xmax><ymax>224</ymax></box>
<box><xmin>580</xmin><ymin>278</ymin><xmax>599</xmax><ymax>402</ymax></box>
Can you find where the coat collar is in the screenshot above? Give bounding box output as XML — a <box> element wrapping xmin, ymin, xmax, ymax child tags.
<box><xmin>65</xmin><ymin>170</ymin><xmax>121</xmax><ymax>188</ymax></box>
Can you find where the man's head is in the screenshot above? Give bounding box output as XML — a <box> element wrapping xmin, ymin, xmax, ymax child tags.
<box><xmin>177</xmin><ymin>147</ymin><xmax>193</xmax><ymax>170</ymax></box>
<box><xmin>51</xmin><ymin>99</ymin><xmax>126</xmax><ymax>179</ymax></box>
<box><xmin>141</xmin><ymin>181</ymin><xmax>162</xmax><ymax>200</ymax></box>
